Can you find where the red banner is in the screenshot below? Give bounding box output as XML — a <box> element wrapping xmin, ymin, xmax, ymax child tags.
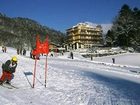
<box><xmin>32</xmin><ymin>35</ymin><xmax>49</xmax><ymax>55</ymax></box>
<box><xmin>36</xmin><ymin>35</ymin><xmax>41</xmax><ymax>50</ymax></box>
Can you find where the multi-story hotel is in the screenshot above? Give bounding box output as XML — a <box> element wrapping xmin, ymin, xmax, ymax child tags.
<box><xmin>66</xmin><ymin>22</ymin><xmax>103</xmax><ymax>50</ymax></box>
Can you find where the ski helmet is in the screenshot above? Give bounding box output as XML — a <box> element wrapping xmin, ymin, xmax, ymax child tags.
<box><xmin>11</xmin><ymin>56</ymin><xmax>18</xmax><ymax>62</ymax></box>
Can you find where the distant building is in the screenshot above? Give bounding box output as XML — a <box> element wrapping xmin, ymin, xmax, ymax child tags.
<box><xmin>49</xmin><ymin>42</ymin><xmax>60</xmax><ymax>51</ymax></box>
<box><xmin>49</xmin><ymin>42</ymin><xmax>65</xmax><ymax>52</ymax></box>
<box><xmin>66</xmin><ymin>22</ymin><xmax>103</xmax><ymax>50</ymax></box>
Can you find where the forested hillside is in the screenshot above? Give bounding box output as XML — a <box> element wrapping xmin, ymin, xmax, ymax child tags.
<box><xmin>0</xmin><ymin>13</ymin><xmax>65</xmax><ymax>49</ymax></box>
<box><xmin>105</xmin><ymin>4</ymin><xmax>140</xmax><ymax>51</ymax></box>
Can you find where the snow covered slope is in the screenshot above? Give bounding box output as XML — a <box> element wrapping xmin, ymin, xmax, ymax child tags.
<box><xmin>0</xmin><ymin>47</ymin><xmax>140</xmax><ymax>105</ymax></box>
<box><xmin>93</xmin><ymin>53</ymin><xmax>140</xmax><ymax>67</ymax></box>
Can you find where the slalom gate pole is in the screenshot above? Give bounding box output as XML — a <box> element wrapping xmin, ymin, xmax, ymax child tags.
<box><xmin>44</xmin><ymin>55</ymin><xmax>48</xmax><ymax>87</ymax></box>
<box><xmin>33</xmin><ymin>58</ymin><xmax>37</xmax><ymax>88</ymax></box>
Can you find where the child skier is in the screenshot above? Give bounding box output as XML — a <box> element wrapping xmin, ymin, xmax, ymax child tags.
<box><xmin>0</xmin><ymin>56</ymin><xmax>18</xmax><ymax>85</ymax></box>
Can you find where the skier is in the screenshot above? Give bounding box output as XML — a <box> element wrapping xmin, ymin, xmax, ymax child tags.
<box><xmin>0</xmin><ymin>56</ymin><xmax>18</xmax><ymax>85</ymax></box>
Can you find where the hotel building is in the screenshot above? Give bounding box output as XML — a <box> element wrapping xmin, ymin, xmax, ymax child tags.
<box><xmin>66</xmin><ymin>22</ymin><xmax>103</xmax><ymax>50</ymax></box>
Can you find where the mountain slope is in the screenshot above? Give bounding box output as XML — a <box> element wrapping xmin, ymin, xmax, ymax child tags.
<box><xmin>0</xmin><ymin>13</ymin><xmax>65</xmax><ymax>49</ymax></box>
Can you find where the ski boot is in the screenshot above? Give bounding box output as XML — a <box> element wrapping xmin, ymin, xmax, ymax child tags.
<box><xmin>5</xmin><ymin>81</ymin><xmax>11</xmax><ymax>85</ymax></box>
<box><xmin>0</xmin><ymin>80</ymin><xmax>3</xmax><ymax>85</ymax></box>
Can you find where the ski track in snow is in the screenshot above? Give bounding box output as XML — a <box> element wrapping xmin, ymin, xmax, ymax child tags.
<box><xmin>0</xmin><ymin>47</ymin><xmax>140</xmax><ymax>105</ymax></box>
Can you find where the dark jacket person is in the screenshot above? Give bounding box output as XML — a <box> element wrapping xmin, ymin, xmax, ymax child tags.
<box><xmin>0</xmin><ymin>56</ymin><xmax>18</xmax><ymax>85</ymax></box>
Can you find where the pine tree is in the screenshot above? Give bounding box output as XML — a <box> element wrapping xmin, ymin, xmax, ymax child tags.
<box><xmin>132</xmin><ymin>7</ymin><xmax>140</xmax><ymax>48</ymax></box>
<box><xmin>105</xmin><ymin>30</ymin><xmax>114</xmax><ymax>47</ymax></box>
<box><xmin>111</xmin><ymin>4</ymin><xmax>134</xmax><ymax>47</ymax></box>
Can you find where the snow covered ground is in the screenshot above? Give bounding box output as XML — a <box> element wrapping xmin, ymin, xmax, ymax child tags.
<box><xmin>93</xmin><ymin>53</ymin><xmax>140</xmax><ymax>67</ymax></box>
<box><xmin>0</xmin><ymin>47</ymin><xmax>140</xmax><ymax>105</ymax></box>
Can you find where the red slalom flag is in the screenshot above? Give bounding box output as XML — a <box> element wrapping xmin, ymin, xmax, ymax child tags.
<box><xmin>32</xmin><ymin>35</ymin><xmax>42</xmax><ymax>55</ymax></box>
<box><xmin>45</xmin><ymin>35</ymin><xmax>49</xmax><ymax>54</ymax></box>
<box><xmin>41</xmin><ymin>35</ymin><xmax>49</xmax><ymax>54</ymax></box>
<box><xmin>36</xmin><ymin>35</ymin><xmax>41</xmax><ymax>50</ymax></box>
<box><xmin>32</xmin><ymin>35</ymin><xmax>49</xmax><ymax>88</ymax></box>
<box><xmin>32</xmin><ymin>35</ymin><xmax>49</xmax><ymax>55</ymax></box>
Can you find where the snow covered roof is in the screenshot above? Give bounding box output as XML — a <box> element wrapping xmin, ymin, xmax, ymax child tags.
<box><xmin>68</xmin><ymin>22</ymin><xmax>112</xmax><ymax>34</ymax></box>
<box><xmin>72</xmin><ymin>22</ymin><xmax>98</xmax><ymax>28</ymax></box>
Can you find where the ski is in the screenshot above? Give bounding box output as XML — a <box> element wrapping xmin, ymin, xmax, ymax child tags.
<box><xmin>5</xmin><ymin>84</ymin><xmax>19</xmax><ymax>89</ymax></box>
<box><xmin>0</xmin><ymin>83</ymin><xmax>18</xmax><ymax>89</ymax></box>
<box><xmin>0</xmin><ymin>84</ymin><xmax>13</xmax><ymax>89</ymax></box>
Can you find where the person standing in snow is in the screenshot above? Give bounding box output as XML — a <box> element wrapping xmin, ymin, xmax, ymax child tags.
<box><xmin>112</xmin><ymin>58</ymin><xmax>115</xmax><ymax>64</ymax></box>
<box><xmin>20</xmin><ymin>48</ymin><xmax>22</xmax><ymax>55</ymax></box>
<box><xmin>23</xmin><ymin>49</ymin><xmax>26</xmax><ymax>56</ymax></box>
<box><xmin>91</xmin><ymin>55</ymin><xmax>93</xmax><ymax>60</ymax></box>
<box><xmin>70</xmin><ymin>52</ymin><xmax>74</xmax><ymax>59</ymax></box>
<box><xmin>2</xmin><ymin>46</ymin><xmax>5</xmax><ymax>52</ymax></box>
<box><xmin>4</xmin><ymin>46</ymin><xmax>7</xmax><ymax>53</ymax></box>
<box><xmin>0</xmin><ymin>56</ymin><xmax>18</xmax><ymax>85</ymax></box>
<box><xmin>17</xmin><ymin>48</ymin><xmax>20</xmax><ymax>55</ymax></box>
